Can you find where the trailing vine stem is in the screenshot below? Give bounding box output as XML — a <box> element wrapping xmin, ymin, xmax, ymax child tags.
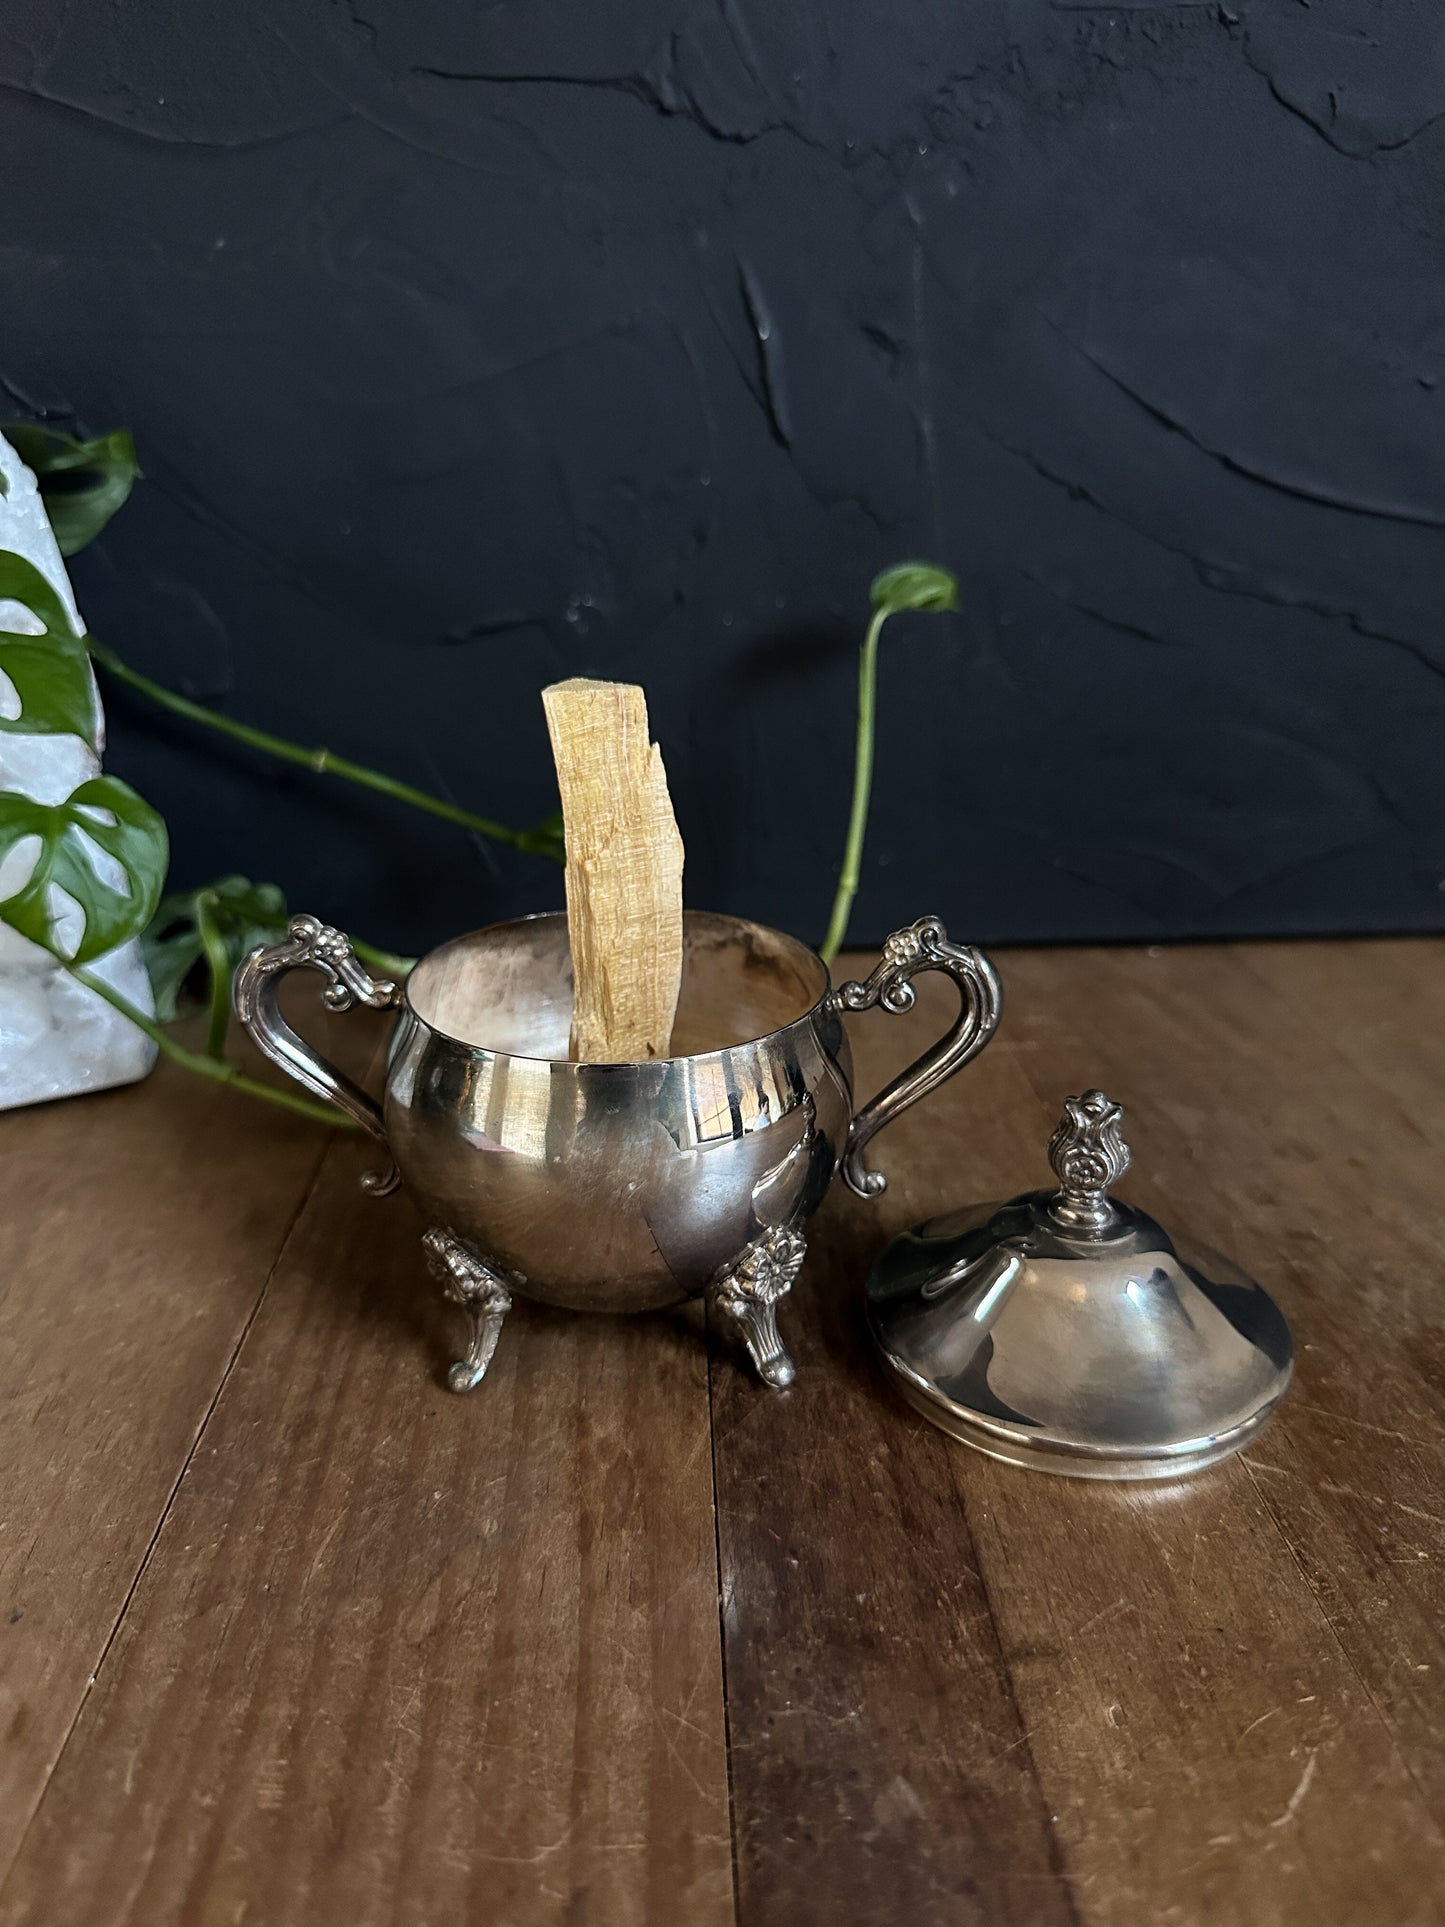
<box><xmin>72</xmin><ymin>963</ymin><xmax>362</xmax><ymax>1130</ymax></box>
<box><xmin>351</xmin><ymin>936</ymin><xmax>417</xmax><ymax>978</ymax></box>
<box><xmin>819</xmin><ymin>563</ymin><xmax>959</xmax><ymax>965</ymax></box>
<box><xmin>0</xmin><ymin>424</ymin><xmax>520</xmax><ymax>1135</ymax></box>
<box><xmin>819</xmin><ymin>602</ymin><xmax>887</xmax><ymax>965</ymax></box>
<box><xmin>87</xmin><ymin>642</ymin><xmax>564</xmax><ymax>862</ymax></box>
<box><xmin>192</xmin><ymin>888</ymin><xmax>232</xmax><ymax>1060</ymax></box>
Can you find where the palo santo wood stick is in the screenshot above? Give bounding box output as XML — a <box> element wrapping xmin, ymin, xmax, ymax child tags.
<box><xmin>542</xmin><ymin>678</ymin><xmax>684</xmax><ymax>1062</ymax></box>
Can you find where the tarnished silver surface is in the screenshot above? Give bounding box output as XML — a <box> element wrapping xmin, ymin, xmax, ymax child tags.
<box><xmin>1046</xmin><ymin>1089</ymin><xmax>1132</xmax><ymax>1231</ymax></box>
<box><xmin>236</xmin><ymin>909</ymin><xmax>1000</xmax><ymax>1392</ymax></box>
<box><xmin>422</xmin><ymin>1227</ymin><xmax>515</xmax><ymax>1393</ymax></box>
<box><xmin>233</xmin><ymin>915</ymin><xmax>403</xmax><ymax>1195</ymax></box>
<box><xmin>829</xmin><ymin>917</ymin><xmax>1002</xmax><ymax>1198</ymax></box>
<box><xmin>708</xmin><ymin>1224</ymin><xmax>807</xmax><ymax>1388</ymax></box>
<box><xmin>867</xmin><ymin>1090</ymin><xmax>1294</xmax><ymax>1479</ymax></box>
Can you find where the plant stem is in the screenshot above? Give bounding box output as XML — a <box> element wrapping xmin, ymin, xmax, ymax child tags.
<box><xmin>351</xmin><ymin>937</ymin><xmax>416</xmax><ymax>979</ymax></box>
<box><xmin>820</xmin><ymin>605</ymin><xmax>887</xmax><ymax>965</ymax></box>
<box><xmin>72</xmin><ymin>963</ymin><xmax>359</xmax><ymax>1130</ymax></box>
<box><xmin>88</xmin><ymin>642</ymin><xmax>562</xmax><ymax>860</ymax></box>
<box><xmin>193</xmin><ymin>889</ymin><xmax>233</xmax><ymax>1059</ymax></box>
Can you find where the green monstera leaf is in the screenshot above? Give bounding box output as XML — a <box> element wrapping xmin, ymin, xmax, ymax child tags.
<box><xmin>869</xmin><ymin>561</ymin><xmax>960</xmax><ymax>617</ymax></box>
<box><xmin>0</xmin><ymin>548</ymin><xmax>99</xmax><ymax>744</ymax></box>
<box><xmin>0</xmin><ymin>775</ymin><xmax>168</xmax><ymax>963</ymax></box>
<box><xmin>1</xmin><ymin>423</ymin><xmax>141</xmax><ymax>557</ymax></box>
<box><xmin>142</xmin><ymin>873</ymin><xmax>290</xmax><ymax>1021</ymax></box>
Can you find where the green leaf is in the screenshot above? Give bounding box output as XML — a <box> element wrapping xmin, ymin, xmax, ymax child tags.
<box><xmin>869</xmin><ymin>561</ymin><xmax>959</xmax><ymax>617</ymax></box>
<box><xmin>516</xmin><ymin>807</ymin><xmax>566</xmax><ymax>864</ymax></box>
<box><xmin>0</xmin><ymin>548</ymin><xmax>99</xmax><ymax>743</ymax></box>
<box><xmin>0</xmin><ymin>775</ymin><xmax>168</xmax><ymax>962</ymax></box>
<box><xmin>141</xmin><ymin>874</ymin><xmax>290</xmax><ymax>1019</ymax></box>
<box><xmin>1</xmin><ymin>423</ymin><xmax>140</xmax><ymax>556</ymax></box>
<box><xmin>140</xmin><ymin>910</ymin><xmax>204</xmax><ymax>1023</ymax></box>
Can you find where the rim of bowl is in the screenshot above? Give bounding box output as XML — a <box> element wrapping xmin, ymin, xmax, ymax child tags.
<box><xmin>401</xmin><ymin>908</ymin><xmax>836</xmax><ymax>1068</ymax></box>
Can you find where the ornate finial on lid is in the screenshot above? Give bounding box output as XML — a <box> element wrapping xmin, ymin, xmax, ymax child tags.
<box><xmin>866</xmin><ymin>1083</ymin><xmax>1294</xmax><ymax>1477</ymax></box>
<box><xmin>1047</xmin><ymin>1089</ymin><xmax>1130</xmax><ymax>1230</ymax></box>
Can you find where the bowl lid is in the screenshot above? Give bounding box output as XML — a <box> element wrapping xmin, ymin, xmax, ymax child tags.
<box><xmin>865</xmin><ymin>1091</ymin><xmax>1294</xmax><ymax>1479</ymax></box>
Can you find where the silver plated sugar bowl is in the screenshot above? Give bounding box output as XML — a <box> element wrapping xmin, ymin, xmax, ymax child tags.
<box><xmin>866</xmin><ymin>1090</ymin><xmax>1294</xmax><ymax>1479</ymax></box>
<box><xmin>235</xmin><ymin>909</ymin><xmax>1001</xmax><ymax>1394</ymax></box>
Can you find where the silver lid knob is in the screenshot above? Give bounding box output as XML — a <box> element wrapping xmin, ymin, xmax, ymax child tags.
<box><xmin>1046</xmin><ymin>1089</ymin><xmax>1131</xmax><ymax>1231</ymax></box>
<box><xmin>865</xmin><ymin>1085</ymin><xmax>1294</xmax><ymax>1479</ymax></box>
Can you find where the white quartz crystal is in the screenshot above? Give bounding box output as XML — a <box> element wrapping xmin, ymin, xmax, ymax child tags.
<box><xmin>0</xmin><ymin>430</ymin><xmax>157</xmax><ymax>1108</ymax></box>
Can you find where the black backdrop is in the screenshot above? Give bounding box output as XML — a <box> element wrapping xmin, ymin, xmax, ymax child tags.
<box><xmin>3</xmin><ymin>1</ymin><xmax>1443</xmax><ymax>955</ymax></box>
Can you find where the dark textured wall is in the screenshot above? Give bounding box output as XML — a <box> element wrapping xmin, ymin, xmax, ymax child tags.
<box><xmin>3</xmin><ymin>1</ymin><xmax>1443</xmax><ymax>955</ymax></box>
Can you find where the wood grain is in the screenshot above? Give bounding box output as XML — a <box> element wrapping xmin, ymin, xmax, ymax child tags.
<box><xmin>543</xmin><ymin>678</ymin><xmax>684</xmax><ymax>1061</ymax></box>
<box><xmin>1003</xmin><ymin>941</ymin><xmax>1445</xmax><ymax>1818</ymax></box>
<box><xmin>5</xmin><ymin>937</ymin><xmax>1445</xmax><ymax>1926</ymax></box>
<box><xmin>987</xmin><ymin>943</ymin><xmax>1445</xmax><ymax>1921</ymax></box>
<box><xmin>0</xmin><ymin>1005</ymin><xmax>361</xmax><ymax>1880</ymax></box>
<box><xmin>710</xmin><ymin>1004</ymin><xmax>1078</xmax><ymax>1927</ymax></box>
<box><xmin>714</xmin><ymin>947</ymin><xmax>1445</xmax><ymax>1927</ymax></box>
<box><xmin>3</xmin><ymin>1131</ymin><xmax>731</xmax><ymax>1925</ymax></box>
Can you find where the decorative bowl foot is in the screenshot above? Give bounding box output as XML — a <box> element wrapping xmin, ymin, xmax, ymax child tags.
<box><xmin>708</xmin><ymin>1225</ymin><xmax>805</xmax><ymax>1389</ymax></box>
<box><xmin>422</xmin><ymin>1227</ymin><xmax>515</xmax><ymax>1393</ymax></box>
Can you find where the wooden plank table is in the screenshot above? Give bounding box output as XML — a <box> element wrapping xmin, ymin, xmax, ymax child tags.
<box><xmin>2</xmin><ymin>939</ymin><xmax>1442</xmax><ymax>1926</ymax></box>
